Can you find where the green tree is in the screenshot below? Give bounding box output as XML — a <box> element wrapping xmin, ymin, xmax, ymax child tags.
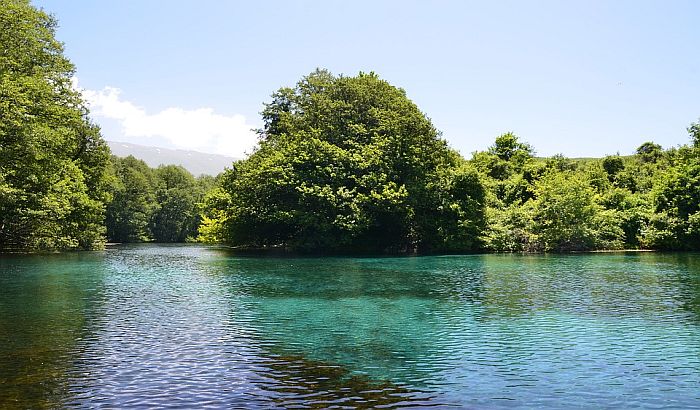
<box><xmin>205</xmin><ymin>70</ymin><xmax>485</xmax><ymax>253</ymax></box>
<box><xmin>636</xmin><ymin>142</ymin><xmax>663</xmax><ymax>164</ymax></box>
<box><xmin>149</xmin><ymin>165</ymin><xmax>200</xmax><ymax>242</ymax></box>
<box><xmin>488</xmin><ymin>132</ymin><xmax>534</xmax><ymax>163</ymax></box>
<box><xmin>483</xmin><ymin>203</ymin><xmax>538</xmax><ymax>252</ymax></box>
<box><xmin>532</xmin><ymin>171</ymin><xmax>623</xmax><ymax>252</ymax></box>
<box><xmin>472</xmin><ymin>133</ymin><xmax>540</xmax><ymax>206</ymax></box>
<box><xmin>689</xmin><ymin>120</ymin><xmax>700</xmax><ymax>148</ymax></box>
<box><xmin>598</xmin><ymin>187</ymin><xmax>649</xmax><ymax>247</ymax></box>
<box><xmin>644</xmin><ymin>140</ymin><xmax>700</xmax><ymax>249</ymax></box>
<box><xmin>0</xmin><ymin>0</ymin><xmax>111</xmax><ymax>250</ymax></box>
<box><xmin>420</xmin><ymin>163</ymin><xmax>486</xmax><ymax>251</ymax></box>
<box><xmin>105</xmin><ymin>156</ymin><xmax>157</xmax><ymax>243</ymax></box>
<box><xmin>602</xmin><ymin>155</ymin><xmax>625</xmax><ymax>181</ymax></box>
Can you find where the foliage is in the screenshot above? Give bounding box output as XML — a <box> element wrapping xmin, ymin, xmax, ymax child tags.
<box><xmin>197</xmin><ymin>186</ymin><xmax>231</xmax><ymax>244</ymax></box>
<box><xmin>105</xmin><ymin>157</ymin><xmax>210</xmax><ymax>243</ymax></box>
<box><xmin>531</xmin><ymin>171</ymin><xmax>623</xmax><ymax>251</ymax></box>
<box><xmin>602</xmin><ymin>155</ymin><xmax>625</xmax><ymax>181</ymax></box>
<box><xmin>479</xmin><ymin>145</ymin><xmax>625</xmax><ymax>252</ymax></box>
<box><xmin>0</xmin><ymin>0</ymin><xmax>111</xmax><ymax>250</ymax></box>
<box><xmin>644</xmin><ymin>143</ymin><xmax>700</xmax><ymax>249</ymax></box>
<box><xmin>203</xmin><ymin>70</ymin><xmax>486</xmax><ymax>253</ymax></box>
<box><xmin>3</xmin><ymin>0</ymin><xmax>700</xmax><ymax>254</ymax></box>
<box><xmin>150</xmin><ymin>165</ymin><xmax>200</xmax><ymax>242</ymax></box>
<box><xmin>197</xmin><ymin>71</ymin><xmax>700</xmax><ymax>254</ymax></box>
<box><xmin>105</xmin><ymin>156</ymin><xmax>157</xmax><ymax>243</ymax></box>
<box><xmin>488</xmin><ymin>132</ymin><xmax>534</xmax><ymax>164</ymax></box>
<box><xmin>689</xmin><ymin>120</ymin><xmax>700</xmax><ymax>148</ymax></box>
<box><xmin>482</xmin><ymin>203</ymin><xmax>537</xmax><ymax>252</ymax></box>
<box><xmin>636</xmin><ymin>142</ymin><xmax>663</xmax><ymax>163</ymax></box>
<box><xmin>477</xmin><ymin>127</ymin><xmax>700</xmax><ymax>252</ymax></box>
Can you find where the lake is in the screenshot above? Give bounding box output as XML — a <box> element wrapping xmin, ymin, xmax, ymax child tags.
<box><xmin>1</xmin><ymin>245</ymin><xmax>699</xmax><ymax>408</ymax></box>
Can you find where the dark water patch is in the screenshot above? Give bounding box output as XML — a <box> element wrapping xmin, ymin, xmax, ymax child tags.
<box><xmin>0</xmin><ymin>252</ymin><xmax>106</xmax><ymax>409</ymax></box>
<box><xmin>254</xmin><ymin>354</ymin><xmax>441</xmax><ymax>408</ymax></box>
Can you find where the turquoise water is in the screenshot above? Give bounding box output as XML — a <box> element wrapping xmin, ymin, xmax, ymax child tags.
<box><xmin>1</xmin><ymin>245</ymin><xmax>700</xmax><ymax>408</ymax></box>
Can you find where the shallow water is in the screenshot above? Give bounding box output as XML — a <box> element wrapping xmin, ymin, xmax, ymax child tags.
<box><xmin>1</xmin><ymin>245</ymin><xmax>700</xmax><ymax>408</ymax></box>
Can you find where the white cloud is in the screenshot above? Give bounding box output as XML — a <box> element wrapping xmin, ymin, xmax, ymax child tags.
<box><xmin>76</xmin><ymin>80</ymin><xmax>258</xmax><ymax>158</ymax></box>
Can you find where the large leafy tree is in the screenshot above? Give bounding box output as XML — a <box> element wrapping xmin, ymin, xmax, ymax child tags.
<box><xmin>0</xmin><ymin>0</ymin><xmax>111</xmax><ymax>250</ymax></box>
<box><xmin>207</xmin><ymin>70</ymin><xmax>486</xmax><ymax>252</ymax></box>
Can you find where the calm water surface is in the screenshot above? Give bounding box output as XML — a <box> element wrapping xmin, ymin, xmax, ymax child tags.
<box><xmin>1</xmin><ymin>245</ymin><xmax>700</xmax><ymax>408</ymax></box>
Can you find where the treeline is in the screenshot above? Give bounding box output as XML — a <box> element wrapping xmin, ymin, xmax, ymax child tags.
<box><xmin>106</xmin><ymin>156</ymin><xmax>214</xmax><ymax>243</ymax></box>
<box><xmin>473</xmin><ymin>133</ymin><xmax>700</xmax><ymax>252</ymax></box>
<box><xmin>197</xmin><ymin>70</ymin><xmax>700</xmax><ymax>253</ymax></box>
<box><xmin>2</xmin><ymin>0</ymin><xmax>699</xmax><ymax>253</ymax></box>
<box><xmin>0</xmin><ymin>1</ymin><xmax>211</xmax><ymax>249</ymax></box>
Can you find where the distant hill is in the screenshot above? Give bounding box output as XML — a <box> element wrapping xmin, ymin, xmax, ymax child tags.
<box><xmin>107</xmin><ymin>141</ymin><xmax>237</xmax><ymax>176</ymax></box>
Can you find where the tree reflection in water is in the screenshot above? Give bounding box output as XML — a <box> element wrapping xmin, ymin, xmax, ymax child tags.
<box><xmin>254</xmin><ymin>353</ymin><xmax>440</xmax><ymax>409</ymax></box>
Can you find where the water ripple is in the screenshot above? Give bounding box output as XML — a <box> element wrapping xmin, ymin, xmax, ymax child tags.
<box><xmin>1</xmin><ymin>246</ymin><xmax>700</xmax><ymax>408</ymax></box>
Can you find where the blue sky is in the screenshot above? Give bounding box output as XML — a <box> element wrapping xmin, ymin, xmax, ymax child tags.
<box><xmin>35</xmin><ymin>0</ymin><xmax>700</xmax><ymax>158</ymax></box>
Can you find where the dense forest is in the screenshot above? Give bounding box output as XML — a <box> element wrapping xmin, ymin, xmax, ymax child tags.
<box><xmin>198</xmin><ymin>70</ymin><xmax>700</xmax><ymax>253</ymax></box>
<box><xmin>106</xmin><ymin>156</ymin><xmax>214</xmax><ymax>243</ymax></box>
<box><xmin>2</xmin><ymin>0</ymin><xmax>699</xmax><ymax>253</ymax></box>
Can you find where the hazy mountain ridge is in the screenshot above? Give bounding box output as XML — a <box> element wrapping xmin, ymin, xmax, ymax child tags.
<box><xmin>107</xmin><ymin>141</ymin><xmax>237</xmax><ymax>176</ymax></box>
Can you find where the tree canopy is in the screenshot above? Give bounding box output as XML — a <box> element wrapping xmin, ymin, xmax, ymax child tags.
<box><xmin>477</xmin><ymin>127</ymin><xmax>700</xmax><ymax>252</ymax></box>
<box><xmin>0</xmin><ymin>0</ymin><xmax>110</xmax><ymax>250</ymax></box>
<box><xmin>198</xmin><ymin>71</ymin><xmax>700</xmax><ymax>254</ymax></box>
<box><xmin>3</xmin><ymin>0</ymin><xmax>700</xmax><ymax>254</ymax></box>
<box><xmin>202</xmin><ymin>70</ymin><xmax>486</xmax><ymax>253</ymax></box>
<box><xmin>105</xmin><ymin>156</ymin><xmax>212</xmax><ymax>243</ymax></box>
